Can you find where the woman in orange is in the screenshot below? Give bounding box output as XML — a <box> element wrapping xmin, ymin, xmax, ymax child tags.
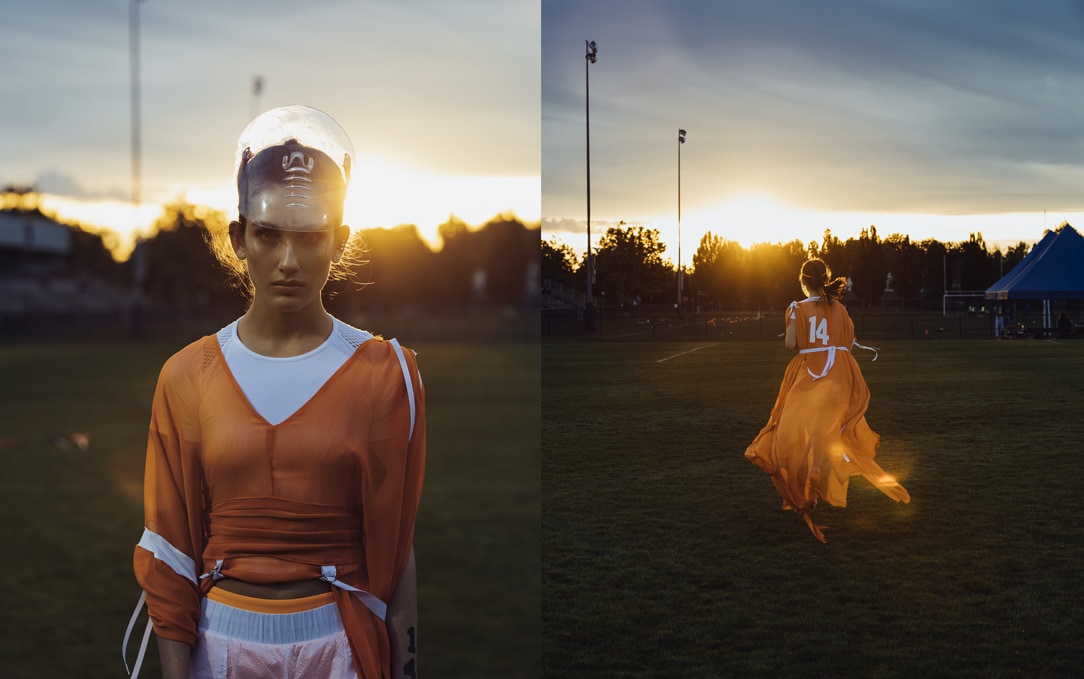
<box><xmin>125</xmin><ymin>106</ymin><xmax>425</xmax><ymax>678</ymax></box>
<box><xmin>745</xmin><ymin>258</ymin><xmax>908</xmax><ymax>543</ymax></box>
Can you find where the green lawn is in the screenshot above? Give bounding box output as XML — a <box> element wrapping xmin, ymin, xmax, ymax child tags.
<box><xmin>0</xmin><ymin>337</ymin><xmax>539</xmax><ymax>678</ymax></box>
<box><xmin>542</xmin><ymin>339</ymin><xmax>1084</xmax><ymax>678</ymax></box>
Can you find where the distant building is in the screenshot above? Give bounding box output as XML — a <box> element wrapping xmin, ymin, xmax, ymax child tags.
<box><xmin>0</xmin><ymin>210</ymin><xmax>72</xmax><ymax>276</ymax></box>
<box><xmin>0</xmin><ymin>210</ymin><xmax>117</xmax><ymax>319</ymax></box>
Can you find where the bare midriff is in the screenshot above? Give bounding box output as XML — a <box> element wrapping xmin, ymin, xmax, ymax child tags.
<box><xmin>215</xmin><ymin>578</ymin><xmax>332</xmax><ymax>599</ymax></box>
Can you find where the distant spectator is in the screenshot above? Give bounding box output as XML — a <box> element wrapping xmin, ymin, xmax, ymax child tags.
<box><xmin>1058</xmin><ymin>312</ymin><xmax>1072</xmax><ymax>339</ymax></box>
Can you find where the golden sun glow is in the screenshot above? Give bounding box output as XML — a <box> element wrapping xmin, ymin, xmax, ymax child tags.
<box><xmin>38</xmin><ymin>196</ymin><xmax>163</xmax><ymax>261</ymax></box>
<box><xmin>17</xmin><ymin>162</ymin><xmax>538</xmax><ymax>261</ymax></box>
<box><xmin>688</xmin><ymin>193</ymin><xmax>813</xmax><ymax>250</ymax></box>
<box><xmin>673</xmin><ymin>194</ymin><xmax>1059</xmax><ymax>261</ymax></box>
<box><xmin>345</xmin><ymin>156</ymin><xmax>539</xmax><ymax>249</ymax></box>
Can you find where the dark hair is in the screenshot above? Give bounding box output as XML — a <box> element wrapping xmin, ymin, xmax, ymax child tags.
<box><xmin>799</xmin><ymin>258</ymin><xmax>847</xmax><ymax>303</ymax></box>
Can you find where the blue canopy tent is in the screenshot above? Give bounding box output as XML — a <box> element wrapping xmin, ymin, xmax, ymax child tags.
<box><xmin>985</xmin><ymin>225</ymin><xmax>1084</xmax><ymax>335</ymax></box>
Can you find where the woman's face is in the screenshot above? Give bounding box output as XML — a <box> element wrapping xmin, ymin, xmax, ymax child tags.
<box><xmin>231</xmin><ymin>220</ymin><xmax>349</xmax><ymax>314</ymax></box>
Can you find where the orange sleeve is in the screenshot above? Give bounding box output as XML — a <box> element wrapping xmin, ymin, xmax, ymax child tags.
<box><xmin>364</xmin><ymin>341</ymin><xmax>426</xmax><ymax>600</ymax></box>
<box><xmin>133</xmin><ymin>350</ymin><xmax>206</xmax><ymax>646</ymax></box>
<box><xmin>338</xmin><ymin>340</ymin><xmax>427</xmax><ymax>677</ymax></box>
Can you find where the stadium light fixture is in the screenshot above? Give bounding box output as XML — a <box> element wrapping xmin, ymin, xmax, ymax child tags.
<box><xmin>585</xmin><ymin>40</ymin><xmax>598</xmax><ymax>331</ymax></box>
<box><xmin>677</xmin><ymin>128</ymin><xmax>686</xmax><ymax>316</ymax></box>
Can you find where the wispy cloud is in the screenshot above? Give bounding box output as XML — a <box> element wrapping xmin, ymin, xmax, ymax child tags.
<box><xmin>543</xmin><ymin>0</ymin><xmax>1084</xmax><ymax>245</ymax></box>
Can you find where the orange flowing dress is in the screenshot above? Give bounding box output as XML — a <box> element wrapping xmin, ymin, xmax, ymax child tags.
<box><xmin>745</xmin><ymin>297</ymin><xmax>909</xmax><ymax>538</ymax></box>
<box><xmin>133</xmin><ymin>334</ymin><xmax>425</xmax><ymax>677</ymax></box>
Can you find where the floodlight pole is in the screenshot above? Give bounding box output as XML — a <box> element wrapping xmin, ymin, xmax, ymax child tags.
<box><xmin>677</xmin><ymin>128</ymin><xmax>686</xmax><ymax>317</ymax></box>
<box><xmin>129</xmin><ymin>0</ymin><xmax>146</xmax><ymax>339</ymax></box>
<box><xmin>129</xmin><ymin>0</ymin><xmax>144</xmax><ymax>206</ymax></box>
<box><xmin>585</xmin><ymin>40</ymin><xmax>598</xmax><ymax>332</ymax></box>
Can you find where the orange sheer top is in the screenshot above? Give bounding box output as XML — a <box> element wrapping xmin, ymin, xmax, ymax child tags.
<box><xmin>134</xmin><ymin>332</ymin><xmax>424</xmax><ymax>677</ymax></box>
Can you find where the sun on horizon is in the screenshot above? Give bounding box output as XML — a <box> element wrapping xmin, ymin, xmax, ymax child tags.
<box><xmin>11</xmin><ymin>165</ymin><xmax>539</xmax><ymax>262</ymax></box>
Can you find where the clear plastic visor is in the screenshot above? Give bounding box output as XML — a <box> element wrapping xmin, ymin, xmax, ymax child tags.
<box><xmin>242</xmin><ymin>183</ymin><xmax>343</xmax><ymax>232</ymax></box>
<box><xmin>234</xmin><ymin>105</ymin><xmax>353</xmax><ymax>231</ymax></box>
<box><xmin>235</xmin><ymin>105</ymin><xmax>353</xmax><ymax>185</ymax></box>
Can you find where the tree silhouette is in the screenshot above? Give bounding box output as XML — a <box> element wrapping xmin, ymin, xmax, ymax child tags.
<box><xmin>690</xmin><ymin>232</ymin><xmax>744</xmax><ymax>310</ymax></box>
<box><xmin>541</xmin><ymin>237</ymin><xmax>579</xmax><ymax>290</ymax></box>
<box><xmin>816</xmin><ymin>229</ymin><xmax>848</xmax><ymax>279</ymax></box>
<box><xmin>426</xmin><ymin>215</ymin><xmax>540</xmax><ymax>312</ymax></box>
<box><xmin>66</xmin><ymin>226</ymin><xmax>124</xmax><ymax>288</ymax></box>
<box><xmin>594</xmin><ymin>223</ymin><xmax>670</xmax><ymax>307</ymax></box>
<box><xmin>433</xmin><ymin>216</ymin><xmax>477</xmax><ymax>311</ymax></box>
<box><xmin>140</xmin><ymin>203</ymin><xmax>237</xmax><ymax>312</ymax></box>
<box><xmin>743</xmin><ymin>240</ymin><xmax>806</xmax><ymax>310</ymax></box>
<box><xmin>1</xmin><ymin>196</ymin><xmax>541</xmax><ymax>323</ymax></box>
<box><xmin>847</xmin><ymin>226</ymin><xmax>888</xmax><ymax>305</ymax></box>
<box><xmin>994</xmin><ymin>240</ymin><xmax>1030</xmax><ymax>280</ymax></box>
<box><xmin>882</xmin><ymin>233</ymin><xmax>924</xmax><ymax>304</ymax></box>
<box><xmin>476</xmin><ymin>216</ymin><xmax>537</xmax><ymax>307</ymax></box>
<box><xmin>951</xmin><ymin>232</ymin><xmax>994</xmax><ymax>291</ymax></box>
<box><xmin>334</xmin><ymin>224</ymin><xmax>434</xmax><ymax>315</ymax></box>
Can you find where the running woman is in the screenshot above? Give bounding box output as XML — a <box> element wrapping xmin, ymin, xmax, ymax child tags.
<box><xmin>745</xmin><ymin>258</ymin><xmax>909</xmax><ymax>543</ymax></box>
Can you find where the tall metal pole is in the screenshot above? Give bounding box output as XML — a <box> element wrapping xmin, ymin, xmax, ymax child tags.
<box><xmin>585</xmin><ymin>40</ymin><xmax>597</xmax><ymax>331</ymax></box>
<box><xmin>129</xmin><ymin>0</ymin><xmax>145</xmax><ymax>338</ymax></box>
<box><xmin>130</xmin><ymin>0</ymin><xmax>144</xmax><ymax>206</ymax></box>
<box><xmin>677</xmin><ymin>128</ymin><xmax>686</xmax><ymax>316</ymax></box>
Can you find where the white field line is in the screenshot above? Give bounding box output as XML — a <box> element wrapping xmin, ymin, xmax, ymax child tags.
<box><xmin>656</xmin><ymin>343</ymin><xmax>716</xmax><ymax>363</ymax></box>
<box><xmin>617</xmin><ymin>319</ymin><xmax>703</xmax><ymax>339</ymax></box>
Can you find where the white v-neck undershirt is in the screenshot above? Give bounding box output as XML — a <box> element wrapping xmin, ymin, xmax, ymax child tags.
<box><xmin>217</xmin><ymin>316</ymin><xmax>373</xmax><ymax>425</ymax></box>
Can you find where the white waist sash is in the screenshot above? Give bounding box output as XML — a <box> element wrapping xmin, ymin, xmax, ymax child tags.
<box><xmin>799</xmin><ymin>341</ymin><xmax>879</xmax><ymax>380</ymax></box>
<box><xmin>799</xmin><ymin>345</ymin><xmax>848</xmax><ymax>380</ymax></box>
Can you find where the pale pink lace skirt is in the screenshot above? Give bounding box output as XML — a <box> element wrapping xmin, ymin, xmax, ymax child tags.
<box><xmin>190</xmin><ymin>588</ymin><xmax>358</xmax><ymax>679</ymax></box>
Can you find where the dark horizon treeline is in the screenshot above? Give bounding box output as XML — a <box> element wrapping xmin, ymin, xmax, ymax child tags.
<box><xmin>3</xmin><ymin>198</ymin><xmax>540</xmax><ymax>317</ymax></box>
<box><xmin>543</xmin><ymin>222</ymin><xmax>1042</xmax><ymax>312</ymax></box>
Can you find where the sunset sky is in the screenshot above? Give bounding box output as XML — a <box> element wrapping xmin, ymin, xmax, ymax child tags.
<box><xmin>542</xmin><ymin>0</ymin><xmax>1084</xmax><ymax>263</ymax></box>
<box><xmin>0</xmin><ymin>0</ymin><xmax>539</xmax><ymax>259</ymax></box>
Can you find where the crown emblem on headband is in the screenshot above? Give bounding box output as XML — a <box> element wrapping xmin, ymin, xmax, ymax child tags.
<box><xmin>282</xmin><ymin>151</ymin><xmax>315</xmax><ymax>173</ymax></box>
<box><xmin>280</xmin><ymin>150</ymin><xmax>315</xmax><ymax>209</ymax></box>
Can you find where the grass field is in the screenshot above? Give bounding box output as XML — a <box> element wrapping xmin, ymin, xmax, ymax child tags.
<box><xmin>542</xmin><ymin>339</ymin><xmax>1084</xmax><ymax>678</ymax></box>
<box><xmin>0</xmin><ymin>336</ymin><xmax>539</xmax><ymax>678</ymax></box>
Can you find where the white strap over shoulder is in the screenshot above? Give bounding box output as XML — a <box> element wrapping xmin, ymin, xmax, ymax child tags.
<box><xmin>388</xmin><ymin>338</ymin><xmax>416</xmax><ymax>441</ymax></box>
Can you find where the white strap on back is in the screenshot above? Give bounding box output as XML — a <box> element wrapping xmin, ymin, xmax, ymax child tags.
<box><xmin>389</xmin><ymin>339</ymin><xmax>416</xmax><ymax>440</ymax></box>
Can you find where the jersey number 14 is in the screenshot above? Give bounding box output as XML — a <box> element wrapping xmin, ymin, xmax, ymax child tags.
<box><xmin>808</xmin><ymin>316</ymin><xmax>829</xmax><ymax>345</ymax></box>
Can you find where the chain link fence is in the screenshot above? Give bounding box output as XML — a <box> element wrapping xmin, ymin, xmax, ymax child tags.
<box><xmin>543</xmin><ymin>308</ymin><xmax>1001</xmax><ymax>341</ymax></box>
